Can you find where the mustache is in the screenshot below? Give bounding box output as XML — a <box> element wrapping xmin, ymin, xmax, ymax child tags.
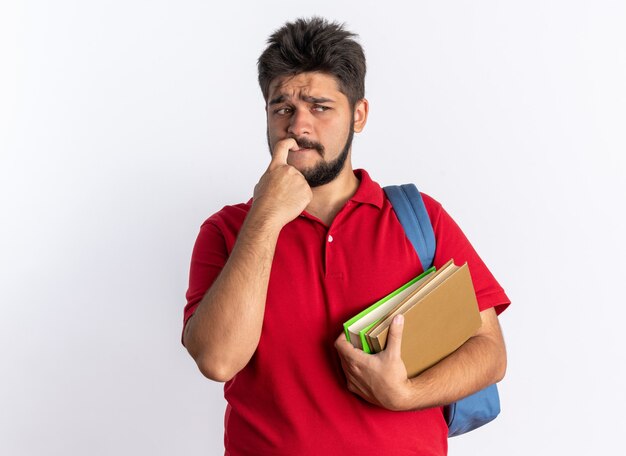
<box><xmin>290</xmin><ymin>136</ymin><xmax>325</xmax><ymax>155</ymax></box>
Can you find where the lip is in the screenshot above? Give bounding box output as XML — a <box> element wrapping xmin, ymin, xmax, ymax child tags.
<box><xmin>289</xmin><ymin>147</ymin><xmax>314</xmax><ymax>153</ymax></box>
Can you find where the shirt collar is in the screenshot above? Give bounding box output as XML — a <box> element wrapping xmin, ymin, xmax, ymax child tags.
<box><xmin>349</xmin><ymin>169</ymin><xmax>384</xmax><ymax>209</ymax></box>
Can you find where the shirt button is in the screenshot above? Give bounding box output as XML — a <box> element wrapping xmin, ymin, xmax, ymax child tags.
<box><xmin>328</xmin><ymin>235</ymin><xmax>334</xmax><ymax>243</ymax></box>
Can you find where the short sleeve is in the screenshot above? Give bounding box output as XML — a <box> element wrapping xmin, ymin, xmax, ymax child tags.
<box><xmin>422</xmin><ymin>193</ymin><xmax>511</xmax><ymax>315</ymax></box>
<box><xmin>182</xmin><ymin>204</ymin><xmax>251</xmax><ymax>343</ymax></box>
<box><xmin>183</xmin><ymin>221</ymin><xmax>229</xmax><ymax>333</ymax></box>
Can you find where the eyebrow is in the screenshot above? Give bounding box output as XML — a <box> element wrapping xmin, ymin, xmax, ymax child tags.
<box><xmin>268</xmin><ymin>94</ymin><xmax>335</xmax><ymax>105</ymax></box>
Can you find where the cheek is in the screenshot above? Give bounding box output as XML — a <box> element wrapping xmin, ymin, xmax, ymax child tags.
<box><xmin>327</xmin><ymin>121</ymin><xmax>351</xmax><ymax>142</ymax></box>
<box><xmin>267</xmin><ymin>119</ymin><xmax>286</xmax><ymax>139</ymax></box>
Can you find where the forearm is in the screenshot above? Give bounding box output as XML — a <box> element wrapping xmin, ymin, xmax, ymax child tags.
<box><xmin>185</xmin><ymin>139</ymin><xmax>312</xmax><ymax>382</ymax></box>
<box><xmin>335</xmin><ymin>308</ymin><xmax>507</xmax><ymax>412</ymax></box>
<box><xmin>184</xmin><ymin>206</ymin><xmax>282</xmax><ymax>382</ymax></box>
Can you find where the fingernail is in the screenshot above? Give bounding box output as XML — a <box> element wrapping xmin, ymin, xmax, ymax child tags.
<box><xmin>393</xmin><ymin>314</ymin><xmax>404</xmax><ymax>325</ymax></box>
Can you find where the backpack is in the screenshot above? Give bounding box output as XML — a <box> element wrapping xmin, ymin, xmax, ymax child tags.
<box><xmin>383</xmin><ymin>184</ymin><xmax>501</xmax><ymax>437</ymax></box>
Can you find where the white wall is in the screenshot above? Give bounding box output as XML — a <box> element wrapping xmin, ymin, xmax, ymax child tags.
<box><xmin>1</xmin><ymin>1</ymin><xmax>625</xmax><ymax>454</ymax></box>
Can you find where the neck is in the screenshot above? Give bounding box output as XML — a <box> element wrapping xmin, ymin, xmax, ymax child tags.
<box><xmin>305</xmin><ymin>163</ymin><xmax>359</xmax><ymax>226</ymax></box>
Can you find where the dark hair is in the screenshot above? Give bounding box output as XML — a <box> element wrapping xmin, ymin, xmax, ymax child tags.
<box><xmin>257</xmin><ymin>17</ymin><xmax>366</xmax><ymax>108</ymax></box>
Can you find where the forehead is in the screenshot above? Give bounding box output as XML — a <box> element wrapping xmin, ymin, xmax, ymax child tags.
<box><xmin>268</xmin><ymin>72</ymin><xmax>345</xmax><ymax>101</ymax></box>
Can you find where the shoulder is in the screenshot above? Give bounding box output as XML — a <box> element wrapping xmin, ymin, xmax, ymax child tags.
<box><xmin>417</xmin><ymin>192</ymin><xmax>463</xmax><ymax>239</ymax></box>
<box><xmin>419</xmin><ymin>192</ymin><xmax>443</xmax><ymax>214</ymax></box>
<box><xmin>410</xmin><ymin>190</ymin><xmax>444</xmax><ymax>229</ymax></box>
<box><xmin>193</xmin><ymin>202</ymin><xmax>252</xmax><ymax>253</ymax></box>
<box><xmin>200</xmin><ymin>202</ymin><xmax>252</xmax><ymax>231</ymax></box>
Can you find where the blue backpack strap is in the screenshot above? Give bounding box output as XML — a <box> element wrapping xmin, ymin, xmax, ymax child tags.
<box><xmin>383</xmin><ymin>184</ymin><xmax>436</xmax><ymax>271</ymax></box>
<box><xmin>383</xmin><ymin>183</ymin><xmax>500</xmax><ymax>437</ymax></box>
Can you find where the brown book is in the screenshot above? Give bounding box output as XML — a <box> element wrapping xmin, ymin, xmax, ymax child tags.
<box><xmin>365</xmin><ymin>261</ymin><xmax>481</xmax><ymax>378</ymax></box>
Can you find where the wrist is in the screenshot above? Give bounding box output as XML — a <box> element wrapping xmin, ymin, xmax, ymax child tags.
<box><xmin>244</xmin><ymin>204</ymin><xmax>285</xmax><ymax>237</ymax></box>
<box><xmin>398</xmin><ymin>376</ymin><xmax>432</xmax><ymax>411</ymax></box>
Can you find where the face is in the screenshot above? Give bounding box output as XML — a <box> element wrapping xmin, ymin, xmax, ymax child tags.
<box><xmin>266</xmin><ymin>72</ymin><xmax>367</xmax><ymax>187</ymax></box>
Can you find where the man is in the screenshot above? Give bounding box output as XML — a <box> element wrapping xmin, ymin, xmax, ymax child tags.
<box><xmin>183</xmin><ymin>17</ymin><xmax>509</xmax><ymax>455</ymax></box>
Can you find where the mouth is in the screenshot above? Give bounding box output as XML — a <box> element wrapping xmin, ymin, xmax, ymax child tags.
<box><xmin>285</xmin><ymin>137</ymin><xmax>324</xmax><ymax>156</ymax></box>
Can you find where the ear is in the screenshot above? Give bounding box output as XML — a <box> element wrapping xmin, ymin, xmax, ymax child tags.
<box><xmin>352</xmin><ymin>98</ymin><xmax>369</xmax><ymax>133</ymax></box>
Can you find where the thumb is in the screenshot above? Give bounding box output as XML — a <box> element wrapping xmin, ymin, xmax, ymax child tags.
<box><xmin>385</xmin><ymin>314</ymin><xmax>404</xmax><ymax>358</ymax></box>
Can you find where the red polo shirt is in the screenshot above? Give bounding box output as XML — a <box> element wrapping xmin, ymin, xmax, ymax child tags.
<box><xmin>184</xmin><ymin>169</ymin><xmax>510</xmax><ymax>456</ymax></box>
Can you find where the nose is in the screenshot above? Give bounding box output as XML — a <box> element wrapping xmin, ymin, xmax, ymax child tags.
<box><xmin>287</xmin><ymin>108</ymin><xmax>312</xmax><ymax>137</ymax></box>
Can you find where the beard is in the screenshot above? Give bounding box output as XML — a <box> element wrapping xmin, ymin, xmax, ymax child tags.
<box><xmin>298</xmin><ymin>125</ymin><xmax>354</xmax><ymax>187</ymax></box>
<box><xmin>267</xmin><ymin>123</ymin><xmax>355</xmax><ymax>188</ymax></box>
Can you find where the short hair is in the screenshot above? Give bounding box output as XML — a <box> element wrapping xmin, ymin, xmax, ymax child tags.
<box><xmin>257</xmin><ymin>17</ymin><xmax>366</xmax><ymax>108</ymax></box>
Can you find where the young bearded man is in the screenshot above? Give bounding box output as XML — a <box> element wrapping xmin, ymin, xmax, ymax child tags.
<box><xmin>183</xmin><ymin>17</ymin><xmax>510</xmax><ymax>456</ymax></box>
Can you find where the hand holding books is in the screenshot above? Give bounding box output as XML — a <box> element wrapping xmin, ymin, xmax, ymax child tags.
<box><xmin>334</xmin><ymin>313</ymin><xmax>414</xmax><ymax>411</ymax></box>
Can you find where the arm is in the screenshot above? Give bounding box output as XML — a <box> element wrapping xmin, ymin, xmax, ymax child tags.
<box><xmin>184</xmin><ymin>138</ymin><xmax>312</xmax><ymax>382</ymax></box>
<box><xmin>334</xmin><ymin>307</ymin><xmax>506</xmax><ymax>411</ymax></box>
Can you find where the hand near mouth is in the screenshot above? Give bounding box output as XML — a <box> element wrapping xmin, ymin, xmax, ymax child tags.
<box><xmin>251</xmin><ymin>138</ymin><xmax>313</xmax><ymax>229</ymax></box>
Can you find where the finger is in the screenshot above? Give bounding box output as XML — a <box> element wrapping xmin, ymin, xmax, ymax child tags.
<box><xmin>340</xmin><ymin>363</ymin><xmax>364</xmax><ymax>390</ymax></box>
<box><xmin>345</xmin><ymin>370</ymin><xmax>366</xmax><ymax>390</ymax></box>
<box><xmin>385</xmin><ymin>314</ymin><xmax>404</xmax><ymax>359</ymax></box>
<box><xmin>334</xmin><ymin>333</ymin><xmax>356</xmax><ymax>356</ymax></box>
<box><xmin>269</xmin><ymin>138</ymin><xmax>298</xmax><ymax>169</ymax></box>
<box><xmin>337</xmin><ymin>356</ymin><xmax>353</xmax><ymax>379</ymax></box>
<box><xmin>337</xmin><ymin>349</ymin><xmax>361</xmax><ymax>377</ymax></box>
<box><xmin>335</xmin><ymin>344</ymin><xmax>365</xmax><ymax>370</ymax></box>
<box><xmin>346</xmin><ymin>376</ymin><xmax>366</xmax><ymax>395</ymax></box>
<box><xmin>338</xmin><ymin>356</ymin><xmax>363</xmax><ymax>393</ymax></box>
<box><xmin>334</xmin><ymin>331</ymin><xmax>350</xmax><ymax>347</ymax></box>
<box><xmin>345</xmin><ymin>376</ymin><xmax>379</xmax><ymax>406</ymax></box>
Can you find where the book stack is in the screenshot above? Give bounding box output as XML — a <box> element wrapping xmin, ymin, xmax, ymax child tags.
<box><xmin>343</xmin><ymin>260</ymin><xmax>481</xmax><ymax>378</ymax></box>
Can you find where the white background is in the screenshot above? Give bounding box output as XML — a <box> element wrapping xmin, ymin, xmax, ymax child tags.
<box><xmin>2</xmin><ymin>1</ymin><xmax>625</xmax><ymax>455</ymax></box>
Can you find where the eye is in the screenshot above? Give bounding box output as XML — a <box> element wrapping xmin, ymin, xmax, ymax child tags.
<box><xmin>274</xmin><ymin>107</ymin><xmax>293</xmax><ymax>116</ymax></box>
<box><xmin>312</xmin><ymin>105</ymin><xmax>330</xmax><ymax>112</ymax></box>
